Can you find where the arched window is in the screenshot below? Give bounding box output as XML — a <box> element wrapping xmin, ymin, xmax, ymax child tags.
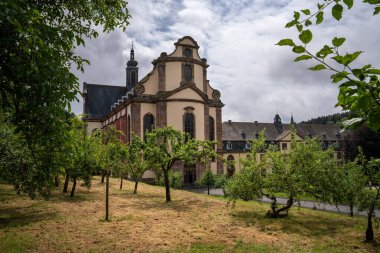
<box><xmin>209</xmin><ymin>116</ymin><xmax>214</xmax><ymax>141</ymax></box>
<box><xmin>226</xmin><ymin>155</ymin><xmax>235</xmax><ymax>177</ymax></box>
<box><xmin>184</xmin><ymin>113</ymin><xmax>195</xmax><ymax>139</ymax></box>
<box><xmin>131</xmin><ymin>71</ymin><xmax>136</xmax><ymax>84</ymax></box>
<box><xmin>143</xmin><ymin>113</ymin><xmax>154</xmax><ymax>142</ymax></box>
<box><xmin>184</xmin><ymin>64</ymin><xmax>192</xmax><ymax>82</ymax></box>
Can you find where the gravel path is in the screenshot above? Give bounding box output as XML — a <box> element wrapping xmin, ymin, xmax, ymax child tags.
<box><xmin>184</xmin><ymin>187</ymin><xmax>380</xmax><ymax>217</ymax></box>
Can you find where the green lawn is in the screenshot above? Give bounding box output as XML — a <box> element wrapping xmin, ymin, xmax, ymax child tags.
<box><xmin>0</xmin><ymin>177</ymin><xmax>379</xmax><ymax>252</ymax></box>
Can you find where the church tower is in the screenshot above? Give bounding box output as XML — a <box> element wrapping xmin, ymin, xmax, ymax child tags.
<box><xmin>126</xmin><ymin>43</ymin><xmax>138</xmax><ymax>91</ymax></box>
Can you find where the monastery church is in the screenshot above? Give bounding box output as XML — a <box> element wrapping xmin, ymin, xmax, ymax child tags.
<box><xmin>83</xmin><ymin>36</ymin><xmax>345</xmax><ymax>184</ymax></box>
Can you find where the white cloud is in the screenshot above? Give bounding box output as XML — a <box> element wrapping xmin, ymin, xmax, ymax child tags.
<box><xmin>71</xmin><ymin>0</ymin><xmax>380</xmax><ymax>123</ymax></box>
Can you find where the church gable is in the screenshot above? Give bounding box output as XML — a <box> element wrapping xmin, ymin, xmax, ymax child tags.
<box><xmin>165</xmin><ymin>86</ymin><xmax>206</xmax><ymax>101</ymax></box>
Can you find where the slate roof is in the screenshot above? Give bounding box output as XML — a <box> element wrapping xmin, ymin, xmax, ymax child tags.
<box><xmin>222</xmin><ymin>121</ymin><xmax>348</xmax><ymax>141</ymax></box>
<box><xmin>83</xmin><ymin>83</ymin><xmax>127</xmax><ymax>120</ymax></box>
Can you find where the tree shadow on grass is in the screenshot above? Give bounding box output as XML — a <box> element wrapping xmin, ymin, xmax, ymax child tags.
<box><xmin>230</xmin><ymin>209</ymin><xmax>355</xmax><ymax>238</ymax></box>
<box><xmin>0</xmin><ymin>205</ymin><xmax>57</xmax><ymax>229</ymax></box>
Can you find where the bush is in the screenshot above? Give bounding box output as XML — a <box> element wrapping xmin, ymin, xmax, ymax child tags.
<box><xmin>155</xmin><ymin>171</ymin><xmax>183</xmax><ymax>188</ymax></box>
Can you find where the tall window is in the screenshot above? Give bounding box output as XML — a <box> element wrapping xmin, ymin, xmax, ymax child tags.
<box><xmin>143</xmin><ymin>113</ymin><xmax>154</xmax><ymax>141</ymax></box>
<box><xmin>184</xmin><ymin>113</ymin><xmax>195</xmax><ymax>139</ymax></box>
<box><xmin>184</xmin><ymin>64</ymin><xmax>192</xmax><ymax>82</ymax></box>
<box><xmin>209</xmin><ymin>116</ymin><xmax>215</xmax><ymax>141</ymax></box>
<box><xmin>227</xmin><ymin>155</ymin><xmax>235</xmax><ymax>177</ymax></box>
<box><xmin>131</xmin><ymin>71</ymin><xmax>136</xmax><ymax>84</ymax></box>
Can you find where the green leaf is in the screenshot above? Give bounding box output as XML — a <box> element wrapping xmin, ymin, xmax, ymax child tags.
<box><xmin>332</xmin><ymin>37</ymin><xmax>346</xmax><ymax>47</ymax></box>
<box><xmin>294</xmin><ymin>55</ymin><xmax>312</xmax><ymax>61</ymax></box>
<box><xmin>375</xmin><ymin>6</ymin><xmax>380</xmax><ymax>15</ymax></box>
<box><xmin>301</xmin><ymin>9</ymin><xmax>311</xmax><ymax>15</ymax></box>
<box><xmin>296</xmin><ymin>23</ymin><xmax>303</xmax><ymax>32</ymax></box>
<box><xmin>309</xmin><ymin>64</ymin><xmax>326</xmax><ymax>71</ymax></box>
<box><xmin>351</xmin><ymin>69</ymin><xmax>362</xmax><ymax>79</ymax></box>
<box><xmin>367</xmin><ymin>69</ymin><xmax>380</xmax><ymax>74</ymax></box>
<box><xmin>292</xmin><ymin>45</ymin><xmax>306</xmax><ymax>54</ymax></box>
<box><xmin>285</xmin><ymin>20</ymin><xmax>296</xmax><ymax>28</ymax></box>
<box><xmin>331</xmin><ymin>72</ymin><xmax>348</xmax><ymax>83</ymax></box>
<box><xmin>294</xmin><ymin>11</ymin><xmax>300</xmax><ymax>20</ymax></box>
<box><xmin>316</xmin><ymin>11</ymin><xmax>324</xmax><ymax>24</ymax></box>
<box><xmin>343</xmin><ymin>0</ymin><xmax>354</xmax><ymax>9</ymax></box>
<box><xmin>276</xmin><ymin>39</ymin><xmax>295</xmax><ymax>46</ymax></box>
<box><xmin>332</xmin><ymin>4</ymin><xmax>344</xmax><ymax>21</ymax></box>
<box><xmin>316</xmin><ymin>45</ymin><xmax>333</xmax><ymax>59</ymax></box>
<box><xmin>318</xmin><ymin>3</ymin><xmax>325</xmax><ymax>10</ymax></box>
<box><xmin>342</xmin><ymin>51</ymin><xmax>362</xmax><ymax>66</ymax></box>
<box><xmin>305</xmin><ymin>20</ymin><xmax>312</xmax><ymax>26</ymax></box>
<box><xmin>299</xmin><ymin>30</ymin><xmax>313</xmax><ymax>44</ymax></box>
<box><xmin>342</xmin><ymin>118</ymin><xmax>364</xmax><ymax>128</ymax></box>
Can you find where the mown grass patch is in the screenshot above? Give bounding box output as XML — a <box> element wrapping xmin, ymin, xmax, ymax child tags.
<box><xmin>0</xmin><ymin>177</ymin><xmax>379</xmax><ymax>252</ymax></box>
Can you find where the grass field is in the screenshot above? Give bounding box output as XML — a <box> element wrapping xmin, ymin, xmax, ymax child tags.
<box><xmin>0</xmin><ymin>177</ymin><xmax>379</xmax><ymax>253</ymax></box>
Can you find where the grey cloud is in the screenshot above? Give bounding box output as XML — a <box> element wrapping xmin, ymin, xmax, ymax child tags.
<box><xmin>71</xmin><ymin>0</ymin><xmax>380</xmax><ymax>124</ymax></box>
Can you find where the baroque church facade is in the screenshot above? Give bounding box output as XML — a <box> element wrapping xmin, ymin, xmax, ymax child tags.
<box><xmin>83</xmin><ymin>36</ymin><xmax>347</xmax><ymax>183</ymax></box>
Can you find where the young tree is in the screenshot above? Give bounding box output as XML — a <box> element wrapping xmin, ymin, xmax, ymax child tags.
<box><xmin>122</xmin><ymin>133</ymin><xmax>150</xmax><ymax>194</ymax></box>
<box><xmin>93</xmin><ymin>127</ymin><xmax>124</xmax><ymax>221</ymax></box>
<box><xmin>277</xmin><ymin>1</ymin><xmax>380</xmax><ymax>131</ymax></box>
<box><xmin>63</xmin><ymin>117</ymin><xmax>98</xmax><ymax>197</ymax></box>
<box><xmin>265</xmin><ymin>136</ymin><xmax>336</xmax><ymax>217</ymax></box>
<box><xmin>145</xmin><ymin>126</ymin><xmax>211</xmax><ymax>202</ymax></box>
<box><xmin>199</xmin><ymin>169</ymin><xmax>215</xmax><ymax>195</ymax></box>
<box><xmin>356</xmin><ymin>157</ymin><xmax>380</xmax><ymax>242</ymax></box>
<box><xmin>225</xmin><ymin>131</ymin><xmax>267</xmax><ymax>203</ymax></box>
<box><xmin>0</xmin><ymin>0</ymin><xmax>130</xmax><ymax>198</ymax></box>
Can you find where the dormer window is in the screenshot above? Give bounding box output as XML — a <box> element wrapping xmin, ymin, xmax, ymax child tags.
<box><xmin>183</xmin><ymin>48</ymin><xmax>192</xmax><ymax>58</ymax></box>
<box><xmin>226</xmin><ymin>142</ymin><xmax>232</xmax><ymax>150</ymax></box>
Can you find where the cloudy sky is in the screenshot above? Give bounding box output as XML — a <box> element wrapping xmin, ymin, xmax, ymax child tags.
<box><xmin>72</xmin><ymin>0</ymin><xmax>379</xmax><ymax>123</ymax></box>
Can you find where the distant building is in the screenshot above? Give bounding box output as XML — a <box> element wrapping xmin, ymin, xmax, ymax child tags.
<box><xmin>83</xmin><ymin>36</ymin><xmax>350</xmax><ymax>183</ymax></box>
<box><xmin>222</xmin><ymin>115</ymin><xmax>348</xmax><ymax>175</ymax></box>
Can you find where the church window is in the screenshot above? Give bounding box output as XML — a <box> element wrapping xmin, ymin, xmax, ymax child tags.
<box><xmin>143</xmin><ymin>113</ymin><xmax>154</xmax><ymax>142</ymax></box>
<box><xmin>184</xmin><ymin>64</ymin><xmax>192</xmax><ymax>82</ymax></box>
<box><xmin>183</xmin><ymin>48</ymin><xmax>192</xmax><ymax>58</ymax></box>
<box><xmin>209</xmin><ymin>116</ymin><xmax>215</xmax><ymax>141</ymax></box>
<box><xmin>184</xmin><ymin>113</ymin><xmax>195</xmax><ymax>139</ymax></box>
<box><xmin>226</xmin><ymin>155</ymin><xmax>235</xmax><ymax>177</ymax></box>
<box><xmin>131</xmin><ymin>71</ymin><xmax>136</xmax><ymax>84</ymax></box>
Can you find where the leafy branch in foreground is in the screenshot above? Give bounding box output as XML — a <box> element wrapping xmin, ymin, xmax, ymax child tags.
<box><xmin>277</xmin><ymin>0</ymin><xmax>380</xmax><ymax>131</ymax></box>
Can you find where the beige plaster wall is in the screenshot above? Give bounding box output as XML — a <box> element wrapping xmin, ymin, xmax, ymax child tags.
<box><xmin>167</xmin><ymin>87</ymin><xmax>203</xmax><ymax>100</ymax></box>
<box><xmin>165</xmin><ymin>62</ymin><xmax>181</xmax><ymax>91</ymax></box>
<box><xmin>169</xmin><ymin>45</ymin><xmax>183</xmax><ymax>57</ymax></box>
<box><xmin>194</xmin><ymin>64</ymin><xmax>204</xmax><ymax>91</ymax></box>
<box><xmin>166</xmin><ymin>101</ymin><xmax>205</xmax><ymax>140</ymax></box>
<box><xmin>86</xmin><ymin>121</ymin><xmax>102</xmax><ymax>134</ymax></box>
<box><xmin>207</xmin><ymin>83</ymin><xmax>213</xmax><ymax>98</ymax></box>
<box><xmin>143</xmin><ymin>69</ymin><xmax>158</xmax><ymax>95</ymax></box>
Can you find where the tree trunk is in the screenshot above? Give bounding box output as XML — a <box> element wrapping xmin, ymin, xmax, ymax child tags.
<box><xmin>268</xmin><ymin>194</ymin><xmax>294</xmax><ymax>218</ymax></box>
<box><xmin>70</xmin><ymin>177</ymin><xmax>77</xmax><ymax>197</ymax></box>
<box><xmin>207</xmin><ymin>185</ymin><xmax>210</xmax><ymax>195</ymax></box>
<box><xmin>349</xmin><ymin>202</ymin><xmax>354</xmax><ymax>218</ymax></box>
<box><xmin>365</xmin><ymin>209</ymin><xmax>374</xmax><ymax>242</ymax></box>
<box><xmin>120</xmin><ymin>176</ymin><xmax>123</xmax><ymax>190</ymax></box>
<box><xmin>101</xmin><ymin>170</ymin><xmax>105</xmax><ymax>183</ymax></box>
<box><xmin>63</xmin><ymin>171</ymin><xmax>70</xmax><ymax>193</ymax></box>
<box><xmin>134</xmin><ymin>181</ymin><xmax>138</xmax><ymax>194</ymax></box>
<box><xmin>54</xmin><ymin>175</ymin><xmax>59</xmax><ymax>187</ymax></box>
<box><xmin>163</xmin><ymin>169</ymin><xmax>171</xmax><ymax>202</ymax></box>
<box><xmin>105</xmin><ymin>170</ymin><xmax>110</xmax><ymax>221</ymax></box>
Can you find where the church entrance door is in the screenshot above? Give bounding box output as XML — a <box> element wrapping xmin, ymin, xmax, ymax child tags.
<box><xmin>184</xmin><ymin>164</ymin><xmax>196</xmax><ymax>184</ymax></box>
